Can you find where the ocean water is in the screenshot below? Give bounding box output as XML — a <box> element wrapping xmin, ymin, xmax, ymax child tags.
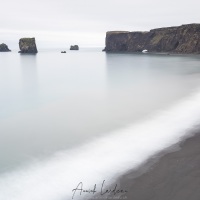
<box><xmin>1</xmin><ymin>48</ymin><xmax>200</xmax><ymax>200</ymax></box>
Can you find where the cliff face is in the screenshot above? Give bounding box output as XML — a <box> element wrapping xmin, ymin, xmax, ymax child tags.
<box><xmin>0</xmin><ymin>43</ymin><xmax>11</xmax><ymax>52</ymax></box>
<box><xmin>105</xmin><ymin>24</ymin><xmax>200</xmax><ymax>54</ymax></box>
<box><xmin>19</xmin><ymin>38</ymin><xmax>38</xmax><ymax>53</ymax></box>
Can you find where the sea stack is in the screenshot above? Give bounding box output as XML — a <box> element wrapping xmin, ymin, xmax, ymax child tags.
<box><xmin>0</xmin><ymin>43</ymin><xmax>11</xmax><ymax>52</ymax></box>
<box><xmin>104</xmin><ymin>24</ymin><xmax>200</xmax><ymax>54</ymax></box>
<box><xmin>70</xmin><ymin>45</ymin><xmax>79</xmax><ymax>50</ymax></box>
<box><xmin>19</xmin><ymin>38</ymin><xmax>38</xmax><ymax>53</ymax></box>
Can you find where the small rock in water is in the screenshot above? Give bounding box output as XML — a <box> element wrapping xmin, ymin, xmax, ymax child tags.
<box><xmin>61</xmin><ymin>51</ymin><xmax>66</xmax><ymax>53</ymax></box>
<box><xmin>0</xmin><ymin>43</ymin><xmax>11</xmax><ymax>52</ymax></box>
<box><xmin>19</xmin><ymin>38</ymin><xmax>38</xmax><ymax>53</ymax></box>
<box><xmin>70</xmin><ymin>45</ymin><xmax>79</xmax><ymax>50</ymax></box>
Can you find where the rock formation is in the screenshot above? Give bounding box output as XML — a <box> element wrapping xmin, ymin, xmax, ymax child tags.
<box><xmin>61</xmin><ymin>51</ymin><xmax>66</xmax><ymax>53</ymax></box>
<box><xmin>104</xmin><ymin>24</ymin><xmax>200</xmax><ymax>54</ymax></box>
<box><xmin>0</xmin><ymin>43</ymin><xmax>11</xmax><ymax>52</ymax></box>
<box><xmin>19</xmin><ymin>38</ymin><xmax>38</xmax><ymax>53</ymax></box>
<box><xmin>70</xmin><ymin>45</ymin><xmax>79</xmax><ymax>50</ymax></box>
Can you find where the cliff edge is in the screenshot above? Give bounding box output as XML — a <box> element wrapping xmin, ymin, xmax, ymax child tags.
<box><xmin>104</xmin><ymin>24</ymin><xmax>200</xmax><ymax>54</ymax></box>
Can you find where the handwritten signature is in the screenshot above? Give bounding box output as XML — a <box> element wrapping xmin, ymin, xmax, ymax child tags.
<box><xmin>72</xmin><ymin>180</ymin><xmax>128</xmax><ymax>199</ymax></box>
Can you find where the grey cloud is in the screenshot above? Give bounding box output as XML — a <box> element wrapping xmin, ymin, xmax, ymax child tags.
<box><xmin>0</xmin><ymin>0</ymin><xmax>200</xmax><ymax>47</ymax></box>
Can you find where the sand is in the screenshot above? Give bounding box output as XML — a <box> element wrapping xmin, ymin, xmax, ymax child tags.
<box><xmin>94</xmin><ymin>132</ymin><xmax>200</xmax><ymax>200</ymax></box>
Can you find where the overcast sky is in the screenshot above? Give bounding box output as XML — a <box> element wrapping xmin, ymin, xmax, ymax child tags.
<box><xmin>0</xmin><ymin>0</ymin><xmax>200</xmax><ymax>48</ymax></box>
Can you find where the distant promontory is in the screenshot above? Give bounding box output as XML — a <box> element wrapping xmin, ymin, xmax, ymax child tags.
<box><xmin>19</xmin><ymin>38</ymin><xmax>38</xmax><ymax>53</ymax></box>
<box><xmin>0</xmin><ymin>43</ymin><xmax>11</xmax><ymax>52</ymax></box>
<box><xmin>104</xmin><ymin>24</ymin><xmax>200</xmax><ymax>54</ymax></box>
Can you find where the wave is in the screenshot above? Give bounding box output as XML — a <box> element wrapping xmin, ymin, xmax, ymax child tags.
<box><xmin>1</xmin><ymin>89</ymin><xmax>200</xmax><ymax>200</ymax></box>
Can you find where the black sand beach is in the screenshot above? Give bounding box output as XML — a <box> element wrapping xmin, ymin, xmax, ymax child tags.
<box><xmin>95</xmin><ymin>131</ymin><xmax>200</xmax><ymax>200</ymax></box>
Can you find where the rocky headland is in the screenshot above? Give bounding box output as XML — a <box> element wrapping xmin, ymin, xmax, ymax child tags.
<box><xmin>19</xmin><ymin>38</ymin><xmax>38</xmax><ymax>53</ymax></box>
<box><xmin>0</xmin><ymin>43</ymin><xmax>11</xmax><ymax>52</ymax></box>
<box><xmin>70</xmin><ymin>45</ymin><xmax>79</xmax><ymax>50</ymax></box>
<box><xmin>104</xmin><ymin>24</ymin><xmax>200</xmax><ymax>54</ymax></box>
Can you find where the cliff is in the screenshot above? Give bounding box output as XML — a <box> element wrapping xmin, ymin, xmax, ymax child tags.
<box><xmin>19</xmin><ymin>38</ymin><xmax>38</xmax><ymax>53</ymax></box>
<box><xmin>104</xmin><ymin>24</ymin><xmax>200</xmax><ymax>54</ymax></box>
<box><xmin>0</xmin><ymin>43</ymin><xmax>11</xmax><ymax>52</ymax></box>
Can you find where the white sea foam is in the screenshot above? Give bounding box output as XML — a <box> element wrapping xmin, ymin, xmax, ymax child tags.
<box><xmin>1</xmin><ymin>89</ymin><xmax>200</xmax><ymax>200</ymax></box>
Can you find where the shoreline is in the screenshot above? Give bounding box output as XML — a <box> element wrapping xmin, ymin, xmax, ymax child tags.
<box><xmin>104</xmin><ymin>51</ymin><xmax>200</xmax><ymax>57</ymax></box>
<box><xmin>94</xmin><ymin>129</ymin><xmax>200</xmax><ymax>200</ymax></box>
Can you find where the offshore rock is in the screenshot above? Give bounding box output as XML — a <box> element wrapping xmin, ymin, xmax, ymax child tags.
<box><xmin>104</xmin><ymin>24</ymin><xmax>200</xmax><ymax>54</ymax></box>
<box><xmin>0</xmin><ymin>43</ymin><xmax>11</xmax><ymax>52</ymax></box>
<box><xmin>19</xmin><ymin>38</ymin><xmax>38</xmax><ymax>53</ymax></box>
<box><xmin>70</xmin><ymin>45</ymin><xmax>79</xmax><ymax>50</ymax></box>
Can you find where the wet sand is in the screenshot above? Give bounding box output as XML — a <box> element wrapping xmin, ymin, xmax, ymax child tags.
<box><xmin>95</xmin><ymin>131</ymin><xmax>200</xmax><ymax>200</ymax></box>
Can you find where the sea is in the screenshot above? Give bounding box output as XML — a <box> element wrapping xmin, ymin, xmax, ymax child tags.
<box><xmin>1</xmin><ymin>48</ymin><xmax>200</xmax><ymax>200</ymax></box>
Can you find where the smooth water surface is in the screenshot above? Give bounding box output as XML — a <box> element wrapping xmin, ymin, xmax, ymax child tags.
<box><xmin>1</xmin><ymin>49</ymin><xmax>200</xmax><ymax>173</ymax></box>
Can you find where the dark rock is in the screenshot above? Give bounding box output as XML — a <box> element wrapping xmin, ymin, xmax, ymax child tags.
<box><xmin>70</xmin><ymin>45</ymin><xmax>79</xmax><ymax>50</ymax></box>
<box><xmin>104</xmin><ymin>24</ymin><xmax>200</xmax><ymax>54</ymax></box>
<box><xmin>0</xmin><ymin>43</ymin><xmax>11</xmax><ymax>52</ymax></box>
<box><xmin>19</xmin><ymin>38</ymin><xmax>38</xmax><ymax>53</ymax></box>
<box><xmin>61</xmin><ymin>51</ymin><xmax>66</xmax><ymax>53</ymax></box>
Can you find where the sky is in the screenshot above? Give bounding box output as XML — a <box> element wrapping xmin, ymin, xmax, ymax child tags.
<box><xmin>0</xmin><ymin>0</ymin><xmax>200</xmax><ymax>49</ymax></box>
